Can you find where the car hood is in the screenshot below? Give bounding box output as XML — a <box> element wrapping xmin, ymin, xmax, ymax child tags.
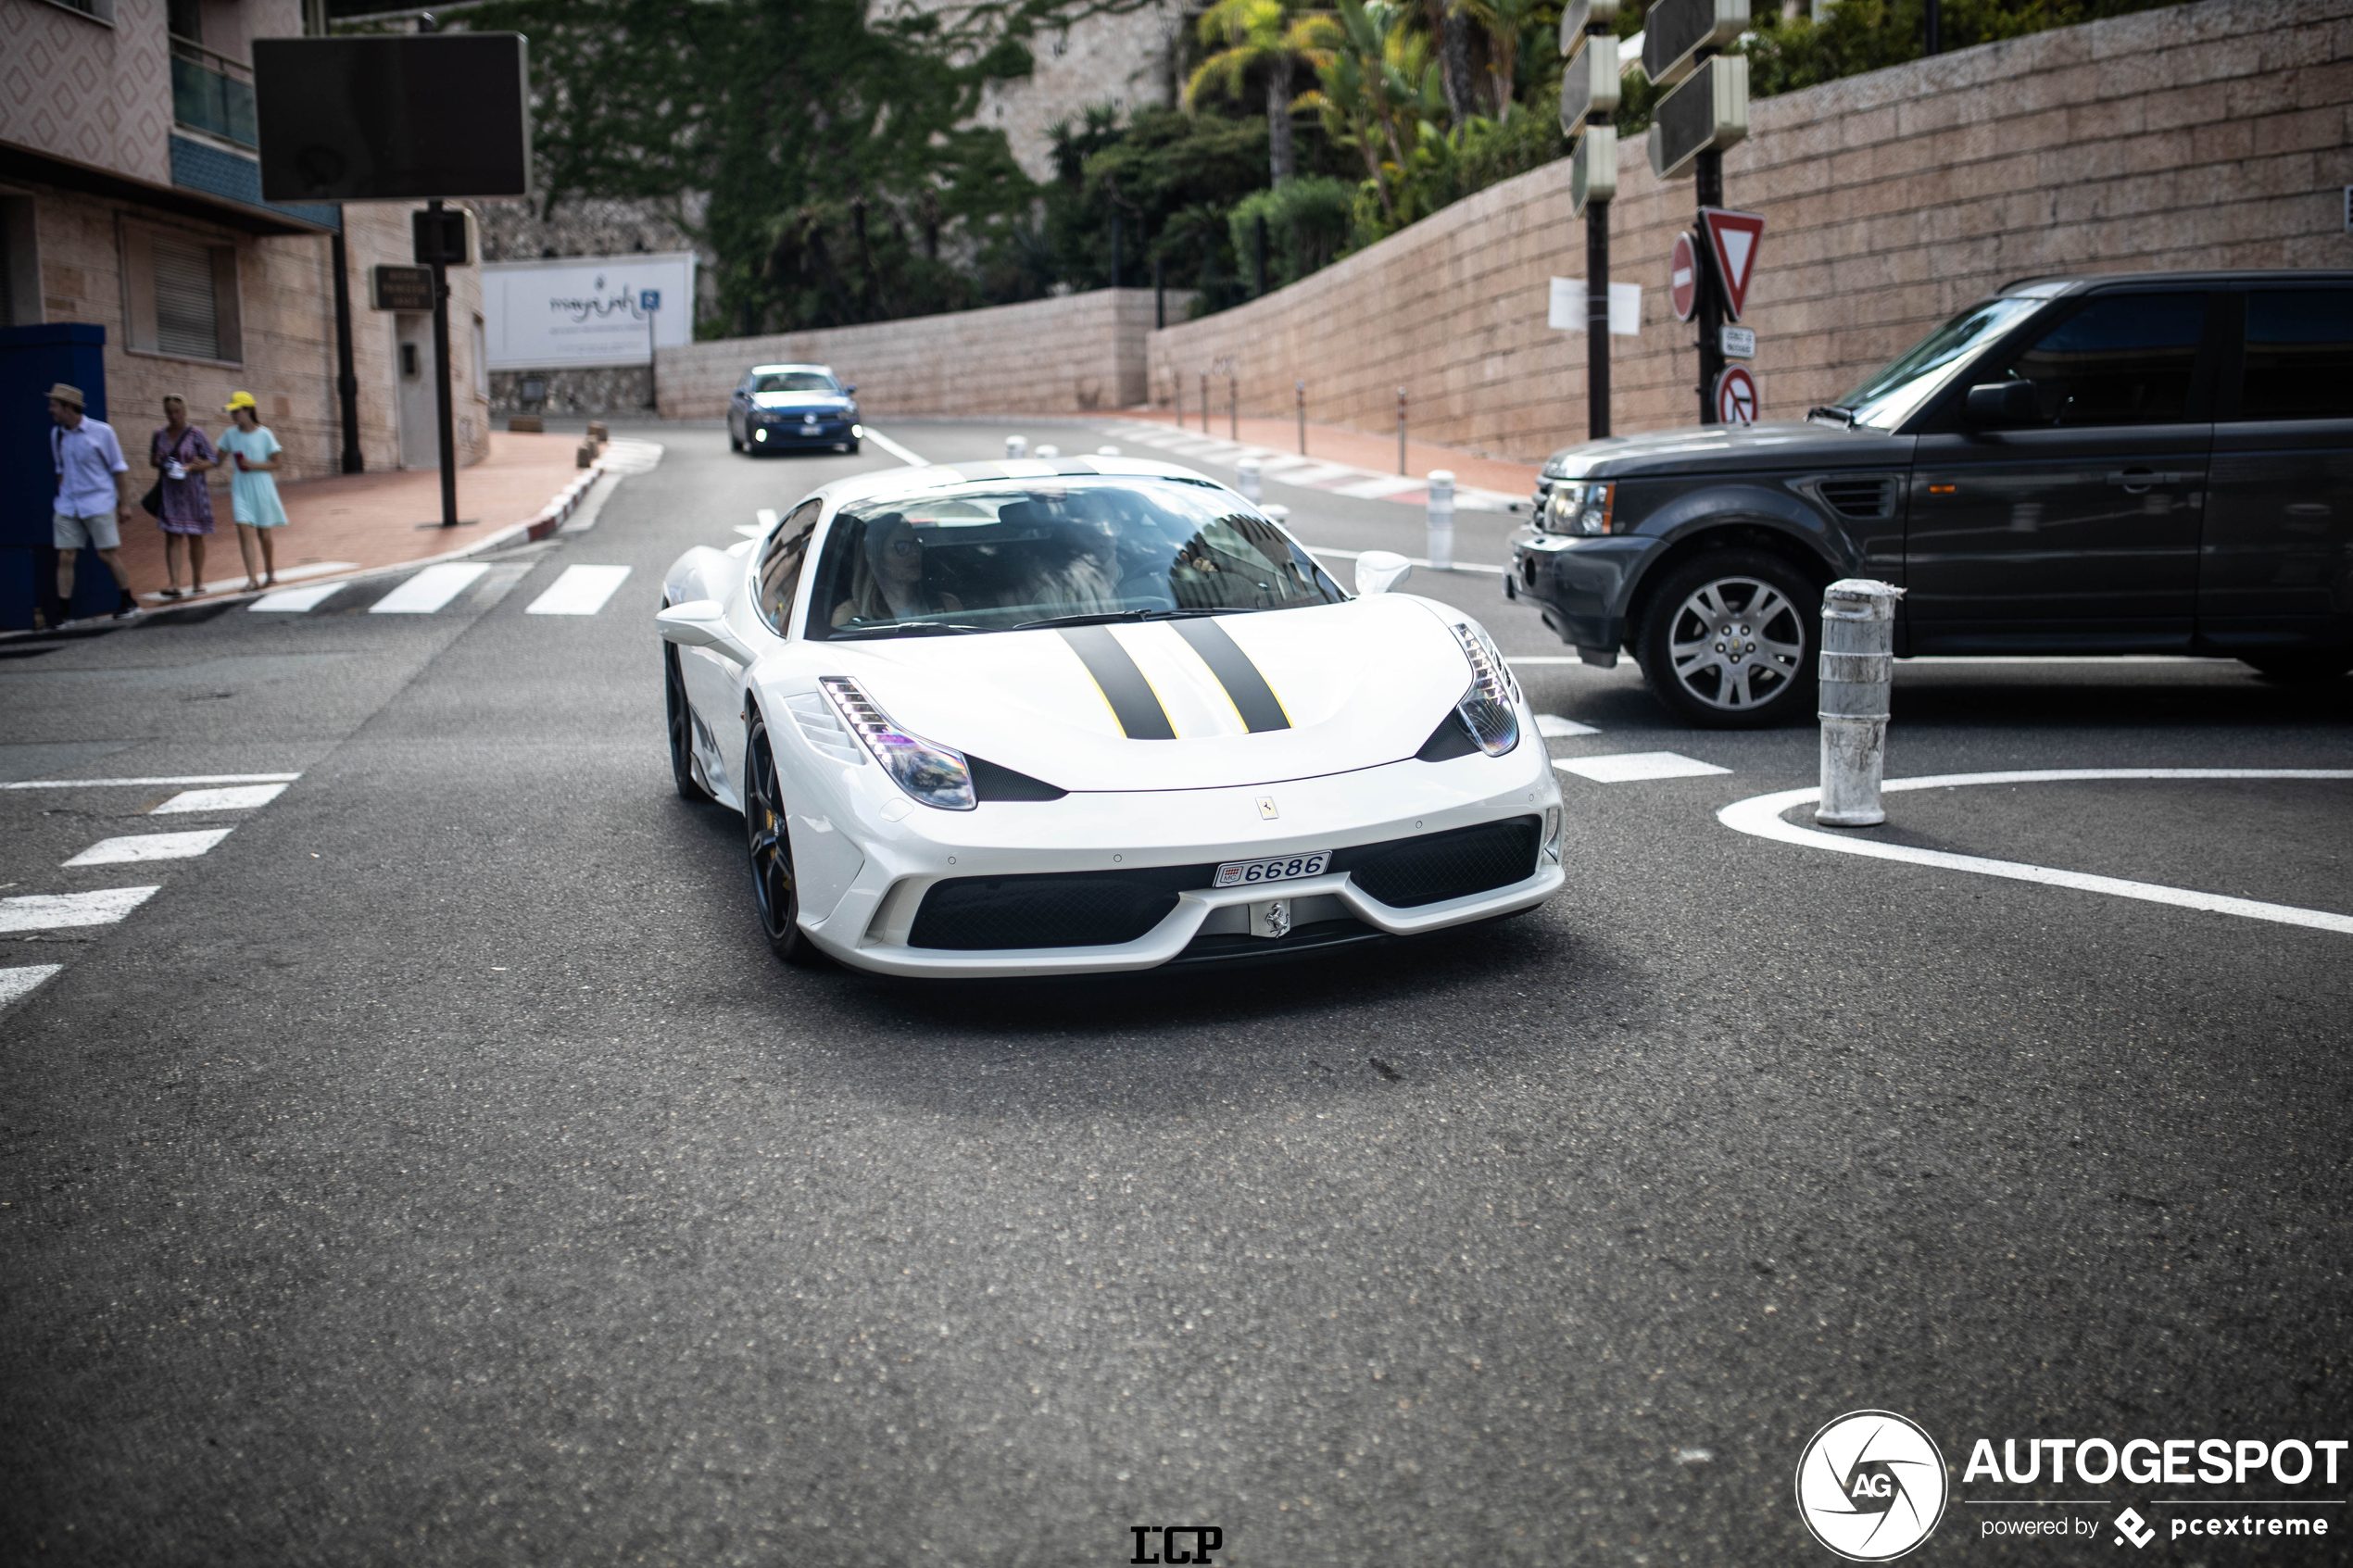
<box><xmin>806</xmin><ymin>595</ymin><xmax>1478</xmax><ymax>793</ymax></box>
<box><xmin>751</xmin><ymin>392</ymin><xmax>853</xmax><ymax>411</ymax></box>
<box><xmin>1541</xmin><ymin>420</ymin><xmax>1910</xmax><ymax>480</ymax></box>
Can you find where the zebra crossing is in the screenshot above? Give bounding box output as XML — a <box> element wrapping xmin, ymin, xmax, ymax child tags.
<box><xmin>1092</xmin><ymin>420</ymin><xmax>1527</xmax><ymax>514</ymax></box>
<box><xmin>239</xmin><ymin>561</ymin><xmax>634</xmax><ymax>619</ymax></box>
<box><xmin>0</xmin><ymin>771</ymin><xmax>301</xmax><ymax>1012</ymax></box>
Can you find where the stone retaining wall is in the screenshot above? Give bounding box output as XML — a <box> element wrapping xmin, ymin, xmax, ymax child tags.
<box><xmin>653</xmin><ymin>289</ymin><xmax>1190</xmax><ymax>420</ymax></box>
<box><xmin>1149</xmin><ymin>0</ymin><xmax>2353</xmax><ymax>461</ymax></box>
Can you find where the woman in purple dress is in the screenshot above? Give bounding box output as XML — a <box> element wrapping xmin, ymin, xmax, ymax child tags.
<box><xmin>150</xmin><ymin>394</ymin><xmax>218</xmax><ymax>598</ymax></box>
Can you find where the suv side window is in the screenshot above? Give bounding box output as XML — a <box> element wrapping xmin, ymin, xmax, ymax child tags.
<box><xmin>756</xmin><ymin>499</ymin><xmax>822</xmax><ymax>633</ymax></box>
<box><xmin>2238</xmin><ymin>290</ymin><xmax>2353</xmax><ymax>420</ymax></box>
<box><xmin>1991</xmin><ymin>293</ymin><xmax>2208</xmax><ymax>426</ymax></box>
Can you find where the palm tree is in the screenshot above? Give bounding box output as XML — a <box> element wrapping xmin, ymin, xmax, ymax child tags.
<box><xmin>1291</xmin><ymin>0</ymin><xmax>1437</xmax><ymax>220</ymax></box>
<box><xmin>1188</xmin><ymin>0</ymin><xmax>1306</xmax><ymax>185</ymax></box>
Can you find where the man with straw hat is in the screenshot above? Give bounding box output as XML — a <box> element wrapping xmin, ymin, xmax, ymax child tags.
<box><xmin>46</xmin><ymin>383</ymin><xmax>140</xmax><ymax>623</ymax></box>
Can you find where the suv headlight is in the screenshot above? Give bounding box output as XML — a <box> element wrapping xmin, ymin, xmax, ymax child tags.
<box><xmin>1541</xmin><ymin>481</ymin><xmax>1614</xmax><ymax>536</ymax></box>
<box><xmin>821</xmin><ymin>676</ymin><xmax>975</xmax><ymax>810</ymax></box>
<box><xmin>1449</xmin><ymin>622</ymin><xmax>1520</xmax><ymax>757</ymax></box>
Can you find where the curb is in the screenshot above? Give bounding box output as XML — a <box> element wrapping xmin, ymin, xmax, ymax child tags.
<box><xmin>6</xmin><ymin>448</ymin><xmax>633</xmax><ymax>643</ymax></box>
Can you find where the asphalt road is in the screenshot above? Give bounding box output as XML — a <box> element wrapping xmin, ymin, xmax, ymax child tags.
<box><xmin>3</xmin><ymin>418</ymin><xmax>2348</xmax><ymax>1565</ymax></box>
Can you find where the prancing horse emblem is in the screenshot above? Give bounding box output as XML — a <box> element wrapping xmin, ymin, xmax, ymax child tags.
<box><xmin>1265</xmin><ymin>900</ymin><xmax>1290</xmax><ymax>937</ymax></box>
<box><xmin>1257</xmin><ymin>796</ymin><xmax>1278</xmax><ymax>820</ymax></box>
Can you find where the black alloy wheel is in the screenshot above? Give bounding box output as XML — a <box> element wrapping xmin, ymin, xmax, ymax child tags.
<box><xmin>1636</xmin><ymin>549</ymin><xmax>1821</xmax><ymax>730</ymax></box>
<box><xmin>663</xmin><ymin>632</ymin><xmax>714</xmax><ymax>803</ymax></box>
<box><xmin>745</xmin><ymin>711</ymin><xmax>824</xmax><ymax>966</ymax></box>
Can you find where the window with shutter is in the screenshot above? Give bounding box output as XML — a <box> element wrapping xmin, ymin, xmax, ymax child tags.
<box><xmin>153</xmin><ymin>235</ymin><xmax>220</xmax><ymax>359</ymax></box>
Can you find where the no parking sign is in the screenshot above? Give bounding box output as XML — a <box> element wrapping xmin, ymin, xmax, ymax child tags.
<box><xmin>1713</xmin><ymin>365</ymin><xmax>1758</xmax><ymax>425</ymax></box>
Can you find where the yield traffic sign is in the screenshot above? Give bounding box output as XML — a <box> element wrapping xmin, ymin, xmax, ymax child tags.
<box><xmin>1669</xmin><ymin>232</ymin><xmax>1698</xmax><ymax>321</ymax></box>
<box><xmin>1714</xmin><ymin>364</ymin><xmax>1758</xmax><ymax>425</ymax></box>
<box><xmin>1700</xmin><ymin>208</ymin><xmax>1764</xmax><ymax>320</ymax></box>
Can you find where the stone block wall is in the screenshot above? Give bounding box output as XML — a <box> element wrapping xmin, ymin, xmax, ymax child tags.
<box><xmin>654</xmin><ymin>288</ymin><xmax>1190</xmax><ymax>420</ymax></box>
<box><xmin>1148</xmin><ymin>0</ymin><xmax>2353</xmax><ymax>461</ymax></box>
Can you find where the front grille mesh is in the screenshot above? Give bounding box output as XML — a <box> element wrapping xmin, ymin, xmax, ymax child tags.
<box><xmin>1334</xmin><ymin>816</ymin><xmax>1542</xmax><ymax>909</ymax></box>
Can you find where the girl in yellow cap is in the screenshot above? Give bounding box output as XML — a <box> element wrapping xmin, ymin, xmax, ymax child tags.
<box><xmin>217</xmin><ymin>391</ymin><xmax>289</xmax><ymax>590</ymax></box>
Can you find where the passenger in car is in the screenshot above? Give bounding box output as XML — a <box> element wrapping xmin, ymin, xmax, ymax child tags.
<box><xmin>830</xmin><ymin>514</ymin><xmax>964</xmax><ymax>625</ymax></box>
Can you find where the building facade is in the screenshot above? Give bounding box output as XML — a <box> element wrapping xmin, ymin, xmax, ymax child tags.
<box><xmin>0</xmin><ymin>0</ymin><xmax>491</xmax><ymax>499</ymax></box>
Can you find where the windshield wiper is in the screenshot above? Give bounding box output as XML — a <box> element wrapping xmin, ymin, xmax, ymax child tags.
<box><xmin>828</xmin><ymin>621</ymin><xmax>994</xmax><ymax>639</ymax></box>
<box><xmin>1013</xmin><ymin>608</ymin><xmax>1247</xmax><ymax>630</ymax></box>
<box><xmin>1807</xmin><ymin>405</ymin><xmax>1858</xmax><ymax>427</ymax></box>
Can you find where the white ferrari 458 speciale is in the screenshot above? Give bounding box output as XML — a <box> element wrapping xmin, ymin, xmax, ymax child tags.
<box><xmin>656</xmin><ymin>454</ymin><xmax>1565</xmax><ymax>976</ymax></box>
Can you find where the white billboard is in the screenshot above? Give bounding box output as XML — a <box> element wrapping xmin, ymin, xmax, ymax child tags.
<box><xmin>482</xmin><ymin>252</ymin><xmax>698</xmax><ymax>369</ymax></box>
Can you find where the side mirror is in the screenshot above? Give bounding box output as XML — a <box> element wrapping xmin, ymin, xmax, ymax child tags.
<box><xmin>656</xmin><ymin>599</ymin><xmax>754</xmax><ymax>666</ymax></box>
<box><xmin>1964</xmin><ymin>380</ymin><xmax>2040</xmax><ymax>425</ymax></box>
<box><xmin>844</xmin><ymin>384</ymin><xmax>858</xmax><ymax>396</ymax></box>
<box><xmin>1354</xmin><ymin>550</ymin><xmax>1413</xmax><ymax>596</ymax></box>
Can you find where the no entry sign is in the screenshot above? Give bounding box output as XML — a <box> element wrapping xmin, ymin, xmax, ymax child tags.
<box><xmin>1714</xmin><ymin>364</ymin><xmax>1759</xmax><ymax>425</ymax></box>
<box><xmin>1669</xmin><ymin>232</ymin><xmax>1698</xmax><ymax>321</ymax></box>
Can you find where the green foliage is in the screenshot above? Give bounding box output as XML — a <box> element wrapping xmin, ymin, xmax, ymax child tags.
<box><xmin>1227</xmin><ymin>176</ymin><xmax>1359</xmax><ymax>291</ymax></box>
<box><xmin>1045</xmin><ymin>106</ymin><xmax>1274</xmax><ymax>295</ymax></box>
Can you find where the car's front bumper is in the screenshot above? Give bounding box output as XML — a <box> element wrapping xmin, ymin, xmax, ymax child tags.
<box><xmin>747</xmin><ymin>417</ymin><xmax>858</xmax><ymax>448</ymax></box>
<box><xmin>797</xmin><ymin>745</ymin><xmax>1566</xmax><ymax>978</ymax></box>
<box><xmin>1508</xmin><ymin>525</ymin><xmax>1658</xmax><ymax>659</ymax></box>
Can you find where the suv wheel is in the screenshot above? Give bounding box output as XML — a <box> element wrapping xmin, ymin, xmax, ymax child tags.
<box><xmin>1636</xmin><ymin>550</ymin><xmax>1819</xmax><ymax>729</ymax></box>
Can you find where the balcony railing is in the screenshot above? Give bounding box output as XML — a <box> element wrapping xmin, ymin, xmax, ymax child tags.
<box><xmin>170</xmin><ymin>36</ymin><xmax>257</xmax><ymax>148</ymax></box>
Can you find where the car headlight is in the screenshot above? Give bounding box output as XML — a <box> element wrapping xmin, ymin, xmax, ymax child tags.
<box><xmin>1449</xmin><ymin>622</ymin><xmax>1520</xmax><ymax>757</ymax></box>
<box><xmin>1541</xmin><ymin>481</ymin><xmax>1614</xmax><ymax>536</ymax></box>
<box><xmin>821</xmin><ymin>676</ymin><xmax>975</xmax><ymax>810</ymax></box>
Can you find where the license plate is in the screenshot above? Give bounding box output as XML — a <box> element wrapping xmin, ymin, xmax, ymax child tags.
<box><xmin>1214</xmin><ymin>850</ymin><xmax>1330</xmax><ymax>888</ymax></box>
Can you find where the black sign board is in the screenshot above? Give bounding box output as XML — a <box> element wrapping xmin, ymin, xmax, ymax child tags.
<box><xmin>370</xmin><ymin>265</ymin><xmax>435</xmax><ymax>312</ymax></box>
<box><xmin>254</xmin><ymin>34</ymin><xmax>531</xmax><ymax>203</ymax></box>
<box><xmin>412</xmin><ymin>208</ymin><xmax>470</xmax><ymax>267</ymax></box>
<box><xmin>1646</xmin><ymin>55</ymin><xmax>1750</xmax><ymax>180</ymax></box>
<box><xmin>1641</xmin><ymin>0</ymin><xmax>1748</xmax><ymax>88</ymax></box>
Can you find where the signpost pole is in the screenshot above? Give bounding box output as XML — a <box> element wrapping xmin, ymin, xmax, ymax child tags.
<box><xmin>330</xmin><ymin>220</ymin><xmax>363</xmax><ymax>472</ymax></box>
<box><xmin>1693</xmin><ymin>145</ymin><xmax>1724</xmax><ymax>425</ymax></box>
<box><xmin>427</xmin><ymin>198</ymin><xmax>459</xmax><ymax>528</ymax></box>
<box><xmin>642</xmin><ymin>289</ymin><xmax>661</xmax><ymax>412</ymax></box>
<box><xmin>1586</xmin><ymin>203</ymin><xmax>1612</xmax><ymax>440</ymax></box>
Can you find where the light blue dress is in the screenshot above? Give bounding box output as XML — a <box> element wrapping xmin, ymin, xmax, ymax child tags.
<box><xmin>217</xmin><ymin>424</ymin><xmax>289</xmax><ymax>528</ymax></box>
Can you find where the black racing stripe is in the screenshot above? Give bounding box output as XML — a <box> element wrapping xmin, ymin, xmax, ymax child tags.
<box><xmin>1059</xmin><ymin>626</ymin><xmax>1176</xmax><ymax>740</ymax></box>
<box><xmin>1172</xmin><ymin>617</ymin><xmax>1290</xmax><ymax>733</ymax></box>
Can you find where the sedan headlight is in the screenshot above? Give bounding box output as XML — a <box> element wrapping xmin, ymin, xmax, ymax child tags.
<box><xmin>1449</xmin><ymin>622</ymin><xmax>1520</xmax><ymax>757</ymax></box>
<box><xmin>1541</xmin><ymin>481</ymin><xmax>1615</xmax><ymax>536</ymax></box>
<box><xmin>821</xmin><ymin>676</ymin><xmax>975</xmax><ymax>810</ymax></box>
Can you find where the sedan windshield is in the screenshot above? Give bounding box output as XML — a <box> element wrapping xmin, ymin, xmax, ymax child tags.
<box><xmin>752</xmin><ymin>370</ymin><xmax>839</xmax><ymax>395</ymax></box>
<box><xmin>1830</xmin><ymin>295</ymin><xmax>2048</xmax><ymax>430</ymax></box>
<box><xmin>808</xmin><ymin>477</ymin><xmax>1345</xmax><ymax>640</ymax></box>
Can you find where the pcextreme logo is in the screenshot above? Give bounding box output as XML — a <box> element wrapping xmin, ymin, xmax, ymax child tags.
<box><xmin>1796</xmin><ymin>1410</ymin><xmax>1951</xmax><ymax>1562</ymax></box>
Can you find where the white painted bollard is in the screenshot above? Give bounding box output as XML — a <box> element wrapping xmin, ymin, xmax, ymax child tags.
<box><xmin>1426</xmin><ymin>470</ymin><xmax>1455</xmax><ymax>571</ymax></box>
<box><xmin>1005</xmin><ymin>435</ymin><xmax>1026</xmax><ymax>458</ymax></box>
<box><xmin>1035</xmin><ymin>443</ymin><xmax>1060</xmax><ymax>459</ymax></box>
<box><xmin>1236</xmin><ymin>456</ymin><xmax>1262</xmax><ymax>504</ymax></box>
<box><xmin>1816</xmin><ymin>578</ymin><xmax>1905</xmax><ymax>827</ymax></box>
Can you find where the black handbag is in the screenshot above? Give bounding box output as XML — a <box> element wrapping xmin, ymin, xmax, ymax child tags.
<box><xmin>140</xmin><ymin>482</ymin><xmax>163</xmax><ymax>517</ymax></box>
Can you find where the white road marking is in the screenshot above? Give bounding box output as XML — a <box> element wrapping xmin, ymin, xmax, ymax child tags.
<box><xmin>525</xmin><ymin>564</ymin><xmax>632</xmax><ymax>616</ymax></box>
<box><xmin>2</xmin><ymin>773</ymin><xmax>301</xmax><ymax>790</ymax></box>
<box><xmin>1536</xmin><ymin>714</ymin><xmax>1601</xmax><ymax>737</ymax></box>
<box><xmin>370</xmin><ymin>562</ymin><xmax>489</xmax><ymax>614</ymax></box>
<box><xmin>1302</xmin><ymin>545</ymin><xmax>1506</xmax><ymax>576</ymax></box>
<box><xmin>64</xmin><ymin>828</ymin><xmax>234</xmax><ymax>866</ymax></box>
<box><xmin>1555</xmin><ymin>751</ymin><xmax>1731</xmax><ymax>784</ymax></box>
<box><xmin>1717</xmin><ymin>769</ymin><xmax>2353</xmax><ymax>935</ymax></box>
<box><xmin>0</xmin><ymin>887</ymin><xmax>160</xmax><ymax>933</ymax></box>
<box><xmin>1899</xmin><ymin>656</ymin><xmax>2230</xmax><ymax>665</ymax></box>
<box><xmin>735</xmin><ymin>524</ymin><xmax>765</xmax><ymax>539</ymax></box>
<box><xmin>141</xmin><ymin>559</ymin><xmax>359</xmax><ymax>602</ymax></box>
<box><xmin>1329</xmin><ymin>474</ymin><xmax>1428</xmax><ymax>498</ymax></box>
<box><xmin>249</xmin><ymin>582</ymin><xmax>346</xmax><ymax>612</ymax></box>
<box><xmin>862</xmin><ymin>427</ymin><xmax>929</xmax><ymax>467</ymax></box>
<box><xmin>1507</xmin><ymin>657</ymin><xmax>1588</xmax><ymax>665</ymax></box>
<box><xmin>0</xmin><ymin>964</ymin><xmax>63</xmax><ymax>1008</ymax></box>
<box><xmin>152</xmin><ymin>784</ymin><xmax>288</xmax><ymax>813</ymax></box>
<box><xmin>737</xmin><ymin>507</ymin><xmax>779</xmax><ymax>540</ymax></box>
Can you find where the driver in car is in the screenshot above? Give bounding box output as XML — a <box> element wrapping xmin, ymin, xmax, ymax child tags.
<box><xmin>831</xmin><ymin>514</ymin><xmax>964</xmax><ymax>626</ymax></box>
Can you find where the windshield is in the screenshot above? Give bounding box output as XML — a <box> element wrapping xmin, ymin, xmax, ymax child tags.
<box><xmin>806</xmin><ymin>476</ymin><xmax>1345</xmax><ymax>640</ymax></box>
<box><xmin>1830</xmin><ymin>296</ymin><xmax>2048</xmax><ymax>429</ymax></box>
<box><xmin>751</xmin><ymin>370</ymin><xmax>839</xmax><ymax>395</ymax></box>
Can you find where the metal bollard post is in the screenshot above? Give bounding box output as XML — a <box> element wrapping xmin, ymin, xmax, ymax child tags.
<box><xmin>1236</xmin><ymin>456</ymin><xmax>1262</xmax><ymax>505</ymax></box>
<box><xmin>1227</xmin><ymin>372</ymin><xmax>1239</xmax><ymax>440</ymax></box>
<box><xmin>1396</xmin><ymin>388</ymin><xmax>1407</xmax><ymax>475</ymax></box>
<box><xmin>1034</xmin><ymin>443</ymin><xmax>1059</xmax><ymax>459</ymax></box>
<box><xmin>1005</xmin><ymin>434</ymin><xmax>1026</xmax><ymax>459</ymax></box>
<box><xmin>1296</xmin><ymin>380</ymin><xmax>1307</xmax><ymax>455</ymax></box>
<box><xmin>1426</xmin><ymin>470</ymin><xmax>1455</xmax><ymax>571</ymax></box>
<box><xmin>1816</xmin><ymin>579</ymin><xmax>1905</xmax><ymax>827</ymax></box>
<box><xmin>1200</xmin><ymin>371</ymin><xmax>1210</xmax><ymax>433</ymax></box>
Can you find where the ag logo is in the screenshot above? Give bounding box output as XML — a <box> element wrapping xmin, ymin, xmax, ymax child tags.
<box><xmin>1795</xmin><ymin>1410</ymin><xmax>1948</xmax><ymax>1561</ymax></box>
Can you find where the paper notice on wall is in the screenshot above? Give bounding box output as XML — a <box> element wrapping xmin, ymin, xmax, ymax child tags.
<box><xmin>483</xmin><ymin>253</ymin><xmax>698</xmax><ymax>369</ymax></box>
<box><xmin>1548</xmin><ymin>278</ymin><xmax>1642</xmax><ymax>336</ymax></box>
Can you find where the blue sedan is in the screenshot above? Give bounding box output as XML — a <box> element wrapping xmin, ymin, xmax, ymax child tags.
<box><xmin>728</xmin><ymin>363</ymin><xmax>862</xmax><ymax>456</ymax></box>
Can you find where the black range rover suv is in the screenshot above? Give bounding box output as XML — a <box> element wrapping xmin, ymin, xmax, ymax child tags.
<box><xmin>1510</xmin><ymin>270</ymin><xmax>2353</xmax><ymax>727</ymax></box>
